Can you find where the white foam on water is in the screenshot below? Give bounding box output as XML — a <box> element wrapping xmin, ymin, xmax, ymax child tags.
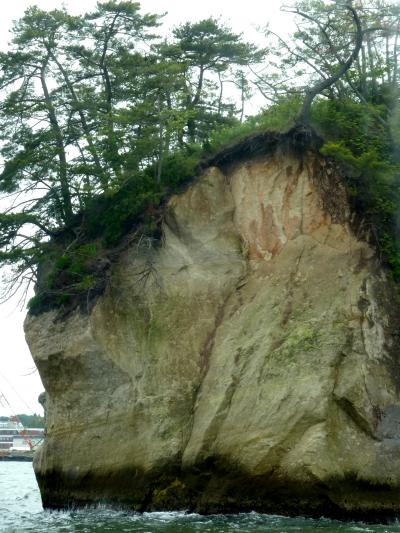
<box><xmin>2</xmin><ymin>463</ymin><xmax>400</xmax><ymax>533</ymax></box>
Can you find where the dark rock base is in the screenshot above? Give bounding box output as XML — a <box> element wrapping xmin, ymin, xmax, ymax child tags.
<box><xmin>35</xmin><ymin>459</ymin><xmax>400</xmax><ymax>524</ymax></box>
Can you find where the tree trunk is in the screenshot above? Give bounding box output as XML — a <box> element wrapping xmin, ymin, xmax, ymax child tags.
<box><xmin>217</xmin><ymin>71</ymin><xmax>223</xmax><ymax>117</ymax></box>
<box><xmin>99</xmin><ymin>13</ymin><xmax>122</xmax><ymax>181</ymax></box>
<box><xmin>40</xmin><ymin>63</ymin><xmax>73</xmax><ymax>225</ymax></box>
<box><xmin>393</xmin><ymin>22</ymin><xmax>400</xmax><ymax>87</ymax></box>
<box><xmin>187</xmin><ymin>64</ymin><xmax>205</xmax><ymax>143</ymax></box>
<box><xmin>50</xmin><ymin>51</ymin><xmax>107</xmax><ymax>190</ymax></box>
<box><xmin>297</xmin><ymin>4</ymin><xmax>363</xmax><ymax>126</ymax></box>
<box><xmin>360</xmin><ymin>45</ymin><xmax>368</xmax><ymax>98</ymax></box>
<box><xmin>101</xmin><ymin>64</ymin><xmax>121</xmax><ymax>180</ymax></box>
<box><xmin>239</xmin><ymin>72</ymin><xmax>245</xmax><ymax>123</ymax></box>
<box><xmin>366</xmin><ymin>33</ymin><xmax>378</xmax><ymax>100</ymax></box>
<box><xmin>156</xmin><ymin>94</ymin><xmax>164</xmax><ymax>183</ymax></box>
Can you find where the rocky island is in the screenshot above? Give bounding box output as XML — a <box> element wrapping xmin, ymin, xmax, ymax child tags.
<box><xmin>25</xmin><ymin>129</ymin><xmax>400</xmax><ymax>520</ymax></box>
<box><xmin>0</xmin><ymin>0</ymin><xmax>398</xmax><ymax>522</ymax></box>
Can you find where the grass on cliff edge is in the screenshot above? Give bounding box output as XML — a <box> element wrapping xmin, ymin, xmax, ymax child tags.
<box><xmin>27</xmin><ymin>96</ymin><xmax>400</xmax><ymax>315</ymax></box>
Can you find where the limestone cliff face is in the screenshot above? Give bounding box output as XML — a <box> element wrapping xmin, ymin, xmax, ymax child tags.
<box><xmin>25</xmin><ymin>139</ymin><xmax>400</xmax><ymax>519</ymax></box>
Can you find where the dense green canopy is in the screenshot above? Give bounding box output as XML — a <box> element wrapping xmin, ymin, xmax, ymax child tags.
<box><xmin>0</xmin><ymin>0</ymin><xmax>399</xmax><ymax>311</ymax></box>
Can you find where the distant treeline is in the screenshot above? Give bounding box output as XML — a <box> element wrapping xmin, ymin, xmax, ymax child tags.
<box><xmin>0</xmin><ymin>414</ymin><xmax>44</xmax><ymax>428</ymax></box>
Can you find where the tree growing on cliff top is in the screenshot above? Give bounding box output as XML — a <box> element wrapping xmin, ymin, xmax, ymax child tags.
<box><xmin>0</xmin><ymin>3</ymin><xmax>159</xmax><ymax>302</ymax></box>
<box><xmin>158</xmin><ymin>18</ymin><xmax>265</xmax><ymax>143</ymax></box>
<box><xmin>253</xmin><ymin>0</ymin><xmax>400</xmax><ymax>124</ymax></box>
<box><xmin>1</xmin><ymin>0</ymin><xmax>400</xmax><ymax>308</ymax></box>
<box><xmin>0</xmin><ymin>2</ymin><xmax>265</xmax><ymax>306</ymax></box>
<box><xmin>254</xmin><ymin>0</ymin><xmax>400</xmax><ymax>276</ymax></box>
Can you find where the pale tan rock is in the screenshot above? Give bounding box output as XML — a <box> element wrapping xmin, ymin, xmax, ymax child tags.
<box><xmin>25</xmin><ymin>145</ymin><xmax>400</xmax><ymax>519</ymax></box>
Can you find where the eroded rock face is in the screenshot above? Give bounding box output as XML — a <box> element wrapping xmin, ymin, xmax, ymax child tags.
<box><xmin>25</xmin><ymin>145</ymin><xmax>400</xmax><ymax>519</ymax></box>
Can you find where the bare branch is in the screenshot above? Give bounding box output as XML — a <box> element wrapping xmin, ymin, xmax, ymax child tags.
<box><xmin>296</xmin><ymin>3</ymin><xmax>363</xmax><ymax>125</ymax></box>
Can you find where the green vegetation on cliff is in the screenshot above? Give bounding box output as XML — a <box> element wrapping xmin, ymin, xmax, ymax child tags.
<box><xmin>0</xmin><ymin>0</ymin><xmax>399</xmax><ymax>313</ymax></box>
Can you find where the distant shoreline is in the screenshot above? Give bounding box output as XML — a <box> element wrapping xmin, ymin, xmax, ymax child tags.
<box><xmin>0</xmin><ymin>453</ymin><xmax>34</xmax><ymax>462</ymax></box>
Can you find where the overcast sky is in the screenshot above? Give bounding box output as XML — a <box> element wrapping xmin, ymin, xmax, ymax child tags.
<box><xmin>0</xmin><ymin>0</ymin><xmax>292</xmax><ymax>417</ymax></box>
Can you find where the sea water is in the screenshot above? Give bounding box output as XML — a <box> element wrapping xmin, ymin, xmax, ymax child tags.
<box><xmin>1</xmin><ymin>462</ymin><xmax>400</xmax><ymax>532</ymax></box>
